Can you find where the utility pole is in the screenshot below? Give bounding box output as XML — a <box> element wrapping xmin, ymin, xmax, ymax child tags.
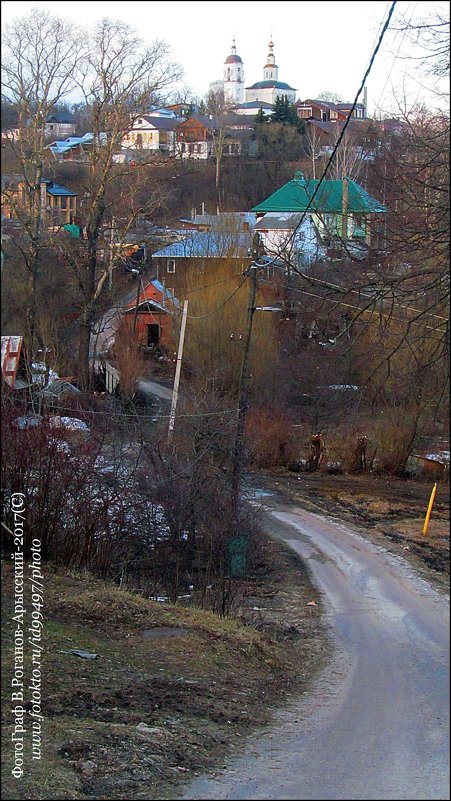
<box><xmin>132</xmin><ymin>243</ymin><xmax>149</xmax><ymax>331</ymax></box>
<box><xmin>133</xmin><ymin>271</ymin><xmax>141</xmax><ymax>332</ymax></box>
<box><xmin>168</xmin><ymin>299</ymin><xmax>189</xmax><ymax>442</ymax></box>
<box><xmin>230</xmin><ymin>233</ymin><xmax>262</xmax><ymax>516</ymax></box>
<box><xmin>108</xmin><ymin>216</ymin><xmax>115</xmax><ymax>291</ymax></box>
<box><xmin>341</xmin><ymin>176</ymin><xmax>349</xmax><ymax>242</ymax></box>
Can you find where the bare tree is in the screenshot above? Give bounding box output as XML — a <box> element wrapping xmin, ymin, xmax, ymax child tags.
<box><xmin>1</xmin><ymin>8</ymin><xmax>84</xmax><ymax>354</ymax></box>
<box><xmin>67</xmin><ymin>19</ymin><xmax>182</xmax><ymax>388</ymax></box>
<box><xmin>205</xmin><ymin>87</ymin><xmax>236</xmax><ymax>211</ymax></box>
<box><xmin>302</xmin><ymin>123</ymin><xmax>323</xmax><ymax>180</ymax></box>
<box><xmin>113</xmin><ymin>323</ymin><xmax>145</xmax><ymax>402</ymax></box>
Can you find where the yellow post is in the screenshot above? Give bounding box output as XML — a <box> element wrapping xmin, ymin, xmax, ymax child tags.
<box><xmin>423</xmin><ymin>482</ymin><xmax>437</xmax><ymax>536</ymax></box>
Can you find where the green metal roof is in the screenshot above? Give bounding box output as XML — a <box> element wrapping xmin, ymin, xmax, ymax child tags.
<box><xmin>245</xmin><ymin>80</ymin><xmax>296</xmax><ymax>91</ymax></box>
<box><xmin>252</xmin><ymin>171</ymin><xmax>386</xmax><ymax>214</ymax></box>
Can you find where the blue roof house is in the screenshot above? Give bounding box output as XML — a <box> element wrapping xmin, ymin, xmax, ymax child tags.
<box><xmin>151</xmin><ymin>230</ymin><xmax>253</xmax><ymax>292</ymax></box>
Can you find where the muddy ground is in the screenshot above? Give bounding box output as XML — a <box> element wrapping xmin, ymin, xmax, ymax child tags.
<box><xmin>1</xmin><ymin>540</ymin><xmax>328</xmax><ymax>801</ymax></box>
<box><xmin>245</xmin><ymin>469</ymin><xmax>450</xmax><ymax>590</ymax></box>
<box><xmin>1</xmin><ymin>470</ymin><xmax>449</xmax><ymax>800</ymax></box>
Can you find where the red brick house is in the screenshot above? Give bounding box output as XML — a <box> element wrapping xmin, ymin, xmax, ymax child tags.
<box><xmin>120</xmin><ymin>279</ymin><xmax>179</xmax><ymax>349</ymax></box>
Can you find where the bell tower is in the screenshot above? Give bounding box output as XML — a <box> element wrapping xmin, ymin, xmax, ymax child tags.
<box><xmin>263</xmin><ymin>36</ymin><xmax>279</xmax><ymax>82</ymax></box>
<box><xmin>223</xmin><ymin>38</ymin><xmax>245</xmax><ymax>104</ymax></box>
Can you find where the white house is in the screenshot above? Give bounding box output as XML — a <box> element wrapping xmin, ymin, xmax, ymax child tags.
<box><xmin>254</xmin><ymin>213</ymin><xmax>323</xmax><ymax>267</ymax></box>
<box><xmin>121</xmin><ymin>115</ymin><xmax>182</xmax><ymax>152</ymax></box>
<box><xmin>232</xmin><ymin>101</ymin><xmax>273</xmax><ymax>117</ymax></box>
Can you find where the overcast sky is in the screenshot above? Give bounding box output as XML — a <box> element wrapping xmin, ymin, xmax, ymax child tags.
<box><xmin>1</xmin><ymin>1</ymin><xmax>448</xmax><ymax>114</ymax></box>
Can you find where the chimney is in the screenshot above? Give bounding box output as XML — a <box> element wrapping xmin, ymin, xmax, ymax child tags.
<box><xmin>363</xmin><ymin>86</ymin><xmax>368</xmax><ymax>118</ymax></box>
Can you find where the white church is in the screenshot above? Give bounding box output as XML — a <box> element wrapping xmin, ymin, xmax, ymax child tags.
<box><xmin>223</xmin><ymin>37</ymin><xmax>297</xmax><ymax>112</ymax></box>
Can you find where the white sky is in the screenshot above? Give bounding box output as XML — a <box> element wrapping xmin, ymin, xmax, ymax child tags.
<box><xmin>1</xmin><ymin>1</ymin><xmax>448</xmax><ymax>115</ymax></box>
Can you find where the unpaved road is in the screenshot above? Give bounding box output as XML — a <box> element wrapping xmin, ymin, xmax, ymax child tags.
<box><xmin>139</xmin><ymin>377</ymin><xmax>173</xmax><ymax>401</ymax></box>
<box><xmin>181</xmin><ymin>503</ymin><xmax>450</xmax><ymax>800</ymax></box>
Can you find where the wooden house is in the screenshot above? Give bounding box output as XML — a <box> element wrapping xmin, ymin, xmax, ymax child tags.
<box><xmin>151</xmin><ymin>230</ymin><xmax>253</xmax><ymax>295</ymax></box>
<box><xmin>295</xmin><ymin>99</ymin><xmax>366</xmax><ymax>122</ymax></box>
<box><xmin>1</xmin><ymin>176</ymin><xmax>77</xmax><ymax>228</ymax></box>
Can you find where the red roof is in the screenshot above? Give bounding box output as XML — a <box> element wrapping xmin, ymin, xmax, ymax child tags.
<box><xmin>1</xmin><ymin>335</ymin><xmax>23</xmax><ymax>387</ymax></box>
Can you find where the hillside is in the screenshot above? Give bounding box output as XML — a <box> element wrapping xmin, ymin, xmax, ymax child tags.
<box><xmin>1</xmin><ymin>539</ymin><xmax>328</xmax><ymax>800</ymax></box>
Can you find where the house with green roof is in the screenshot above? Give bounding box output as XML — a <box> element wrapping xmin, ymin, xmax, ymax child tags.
<box><xmin>252</xmin><ymin>171</ymin><xmax>387</xmax><ymax>264</ymax></box>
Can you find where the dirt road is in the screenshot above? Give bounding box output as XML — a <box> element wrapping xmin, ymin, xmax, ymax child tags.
<box><xmin>180</xmin><ymin>502</ymin><xmax>450</xmax><ymax>800</ymax></box>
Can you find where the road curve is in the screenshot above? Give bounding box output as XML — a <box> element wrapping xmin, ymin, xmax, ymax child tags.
<box><xmin>181</xmin><ymin>505</ymin><xmax>450</xmax><ymax>800</ymax></box>
<box><xmin>139</xmin><ymin>377</ymin><xmax>173</xmax><ymax>401</ymax></box>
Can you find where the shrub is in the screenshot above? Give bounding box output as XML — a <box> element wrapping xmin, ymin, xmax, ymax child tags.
<box><xmin>245</xmin><ymin>406</ymin><xmax>298</xmax><ymax>468</ymax></box>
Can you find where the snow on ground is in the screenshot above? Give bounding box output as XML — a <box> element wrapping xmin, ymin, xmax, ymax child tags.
<box><xmin>49</xmin><ymin>416</ymin><xmax>90</xmax><ymax>432</ymax></box>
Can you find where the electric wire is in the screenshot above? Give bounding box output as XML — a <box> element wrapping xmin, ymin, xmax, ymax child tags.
<box><xmin>252</xmin><ymin>0</ymin><xmax>399</xmax><ymax>269</ymax></box>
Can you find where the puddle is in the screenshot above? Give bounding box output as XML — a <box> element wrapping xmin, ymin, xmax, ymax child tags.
<box><xmin>141</xmin><ymin>627</ymin><xmax>187</xmax><ymax>639</ymax></box>
<box><xmin>247</xmin><ymin>488</ymin><xmax>274</xmax><ymax>498</ymax></box>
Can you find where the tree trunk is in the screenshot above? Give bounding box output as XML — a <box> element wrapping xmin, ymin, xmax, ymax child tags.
<box><xmin>77</xmin><ymin>320</ymin><xmax>92</xmax><ymax>390</ymax></box>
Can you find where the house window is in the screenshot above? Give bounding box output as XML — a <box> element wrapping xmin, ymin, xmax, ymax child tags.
<box><xmin>147</xmin><ymin>324</ymin><xmax>160</xmax><ymax>347</ymax></box>
<box><xmin>167</xmin><ymin>259</ymin><xmax>176</xmax><ymax>273</ymax></box>
<box><xmin>60</xmin><ymin>196</ymin><xmax>67</xmax><ymax>209</ymax></box>
<box><xmin>321</xmin><ymin>111</ymin><xmax>328</xmax><ymax>122</ymax></box>
<box><xmin>300</xmin><ymin>109</ymin><xmax>311</xmax><ymax>118</ymax></box>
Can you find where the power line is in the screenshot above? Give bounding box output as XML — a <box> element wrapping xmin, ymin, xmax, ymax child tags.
<box><xmin>6</xmin><ymin>396</ymin><xmax>244</xmax><ymax>422</ymax></box>
<box><xmin>182</xmin><ymin>275</ymin><xmax>239</xmax><ymax>296</ymax></box>
<box><xmin>259</xmin><ymin>276</ymin><xmax>448</xmax><ymax>340</ymax></box>
<box><xmin>183</xmin><ymin>275</ymin><xmax>248</xmax><ymax>320</ymax></box>
<box><xmin>255</xmin><ymin>0</ymin><xmax>399</xmax><ymax>269</ymax></box>
<box><xmin>268</xmin><ymin>267</ymin><xmax>449</xmax><ymax>324</ymax></box>
<box><xmin>374</xmin><ymin>1</ymin><xmax>419</xmax><ymax>114</ymax></box>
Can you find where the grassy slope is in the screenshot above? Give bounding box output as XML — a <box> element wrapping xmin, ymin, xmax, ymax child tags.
<box><xmin>1</xmin><ymin>550</ymin><xmax>326</xmax><ymax>800</ymax></box>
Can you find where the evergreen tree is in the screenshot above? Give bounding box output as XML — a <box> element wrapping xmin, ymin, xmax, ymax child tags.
<box><xmin>270</xmin><ymin>95</ymin><xmax>304</xmax><ymax>131</ymax></box>
<box><xmin>254</xmin><ymin>107</ymin><xmax>266</xmax><ymax>125</ymax></box>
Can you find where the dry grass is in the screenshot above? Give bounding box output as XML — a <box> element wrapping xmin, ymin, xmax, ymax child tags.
<box><xmin>1</xmin><ymin>550</ymin><xmax>326</xmax><ymax>801</ymax></box>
